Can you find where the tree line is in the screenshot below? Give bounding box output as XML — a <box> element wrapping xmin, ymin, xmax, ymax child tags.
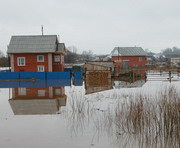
<box><xmin>64</xmin><ymin>47</ymin><xmax>94</xmax><ymax>63</ymax></box>
<box><xmin>161</xmin><ymin>47</ymin><xmax>180</xmax><ymax>58</ymax></box>
<box><xmin>0</xmin><ymin>51</ymin><xmax>9</xmax><ymax>67</ymax></box>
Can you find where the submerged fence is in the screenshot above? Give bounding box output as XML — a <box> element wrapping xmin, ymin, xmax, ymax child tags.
<box><xmin>0</xmin><ymin>71</ymin><xmax>84</xmax><ymax>88</ymax></box>
<box><xmin>0</xmin><ymin>72</ymin><xmax>71</xmax><ymax>80</ymax></box>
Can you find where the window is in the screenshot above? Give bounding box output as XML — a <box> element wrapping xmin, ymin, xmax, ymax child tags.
<box><xmin>134</xmin><ymin>64</ymin><xmax>138</xmax><ymax>67</ymax></box>
<box><xmin>18</xmin><ymin>88</ymin><xmax>26</xmax><ymax>96</ymax></box>
<box><xmin>54</xmin><ymin>55</ymin><xmax>60</xmax><ymax>62</ymax></box>
<box><xmin>37</xmin><ymin>65</ymin><xmax>44</xmax><ymax>72</ymax></box>
<box><xmin>61</xmin><ymin>55</ymin><xmax>64</xmax><ymax>63</ymax></box>
<box><xmin>55</xmin><ymin>89</ymin><xmax>61</xmax><ymax>95</ymax></box>
<box><xmin>37</xmin><ymin>55</ymin><xmax>44</xmax><ymax>62</ymax></box>
<box><xmin>17</xmin><ymin>57</ymin><xmax>25</xmax><ymax>66</ymax></box>
<box><xmin>139</xmin><ymin>57</ymin><xmax>142</xmax><ymax>62</ymax></box>
<box><xmin>38</xmin><ymin>90</ymin><xmax>45</xmax><ymax>96</ymax></box>
<box><xmin>61</xmin><ymin>87</ymin><xmax>65</xmax><ymax>94</ymax></box>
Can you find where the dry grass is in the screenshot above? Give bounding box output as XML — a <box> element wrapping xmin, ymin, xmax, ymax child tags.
<box><xmin>66</xmin><ymin>86</ymin><xmax>180</xmax><ymax>147</ymax></box>
<box><xmin>108</xmin><ymin>86</ymin><xmax>180</xmax><ymax>148</ymax></box>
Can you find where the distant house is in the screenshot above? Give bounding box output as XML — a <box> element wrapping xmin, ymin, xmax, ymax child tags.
<box><xmin>7</xmin><ymin>35</ymin><xmax>66</xmax><ymax>72</ymax></box>
<box><xmin>170</xmin><ymin>57</ymin><xmax>180</xmax><ymax>67</ymax></box>
<box><xmin>170</xmin><ymin>57</ymin><xmax>180</xmax><ymax>64</ymax></box>
<box><xmin>111</xmin><ymin>47</ymin><xmax>147</xmax><ymax>75</ymax></box>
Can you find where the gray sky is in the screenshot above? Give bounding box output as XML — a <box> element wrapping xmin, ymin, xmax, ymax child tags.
<box><xmin>1</xmin><ymin>0</ymin><xmax>180</xmax><ymax>54</ymax></box>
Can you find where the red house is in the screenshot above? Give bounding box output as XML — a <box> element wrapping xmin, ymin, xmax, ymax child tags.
<box><xmin>7</xmin><ymin>35</ymin><xmax>66</xmax><ymax>72</ymax></box>
<box><xmin>111</xmin><ymin>47</ymin><xmax>147</xmax><ymax>76</ymax></box>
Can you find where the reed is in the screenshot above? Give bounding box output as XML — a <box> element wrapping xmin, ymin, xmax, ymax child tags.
<box><xmin>66</xmin><ymin>86</ymin><xmax>180</xmax><ymax>147</ymax></box>
<box><xmin>109</xmin><ymin>86</ymin><xmax>180</xmax><ymax>148</ymax></box>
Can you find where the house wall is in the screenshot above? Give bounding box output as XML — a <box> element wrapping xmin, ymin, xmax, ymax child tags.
<box><xmin>112</xmin><ymin>56</ymin><xmax>146</xmax><ymax>69</ymax></box>
<box><xmin>52</xmin><ymin>53</ymin><xmax>64</xmax><ymax>72</ymax></box>
<box><xmin>13</xmin><ymin>86</ymin><xmax>65</xmax><ymax>99</ymax></box>
<box><xmin>171</xmin><ymin>58</ymin><xmax>180</xmax><ymax>63</ymax></box>
<box><xmin>12</xmin><ymin>53</ymin><xmax>64</xmax><ymax>72</ymax></box>
<box><xmin>13</xmin><ymin>53</ymin><xmax>49</xmax><ymax>72</ymax></box>
<box><xmin>14</xmin><ymin>87</ymin><xmax>50</xmax><ymax>99</ymax></box>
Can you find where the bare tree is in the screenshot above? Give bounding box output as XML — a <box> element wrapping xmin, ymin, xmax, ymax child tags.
<box><xmin>0</xmin><ymin>50</ymin><xmax>9</xmax><ymax>67</ymax></box>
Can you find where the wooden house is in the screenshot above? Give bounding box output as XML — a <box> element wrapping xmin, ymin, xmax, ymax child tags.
<box><xmin>7</xmin><ymin>35</ymin><xmax>66</xmax><ymax>72</ymax></box>
<box><xmin>85</xmin><ymin>61</ymin><xmax>114</xmax><ymax>72</ymax></box>
<box><xmin>84</xmin><ymin>62</ymin><xmax>112</xmax><ymax>72</ymax></box>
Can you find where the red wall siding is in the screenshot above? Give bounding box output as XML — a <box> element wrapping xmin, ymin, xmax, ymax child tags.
<box><xmin>14</xmin><ymin>87</ymin><xmax>65</xmax><ymax>99</ymax></box>
<box><xmin>13</xmin><ymin>53</ymin><xmax>49</xmax><ymax>72</ymax></box>
<box><xmin>112</xmin><ymin>56</ymin><xmax>146</xmax><ymax>69</ymax></box>
<box><xmin>14</xmin><ymin>87</ymin><xmax>50</xmax><ymax>99</ymax></box>
<box><xmin>53</xmin><ymin>86</ymin><xmax>65</xmax><ymax>97</ymax></box>
<box><xmin>52</xmin><ymin>53</ymin><xmax>64</xmax><ymax>72</ymax></box>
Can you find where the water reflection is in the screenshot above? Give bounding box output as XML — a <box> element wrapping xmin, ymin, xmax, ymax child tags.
<box><xmin>85</xmin><ymin>76</ymin><xmax>113</xmax><ymax>95</ymax></box>
<box><xmin>9</xmin><ymin>86</ymin><xmax>67</xmax><ymax>115</ymax></box>
<box><xmin>113</xmin><ymin>78</ymin><xmax>146</xmax><ymax>89</ymax></box>
<box><xmin>0</xmin><ymin>71</ymin><xmax>180</xmax><ymax>148</ymax></box>
<box><xmin>85</xmin><ymin>71</ymin><xmax>146</xmax><ymax>94</ymax></box>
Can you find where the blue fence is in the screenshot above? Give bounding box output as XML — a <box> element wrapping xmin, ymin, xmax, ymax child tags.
<box><xmin>0</xmin><ymin>71</ymin><xmax>83</xmax><ymax>88</ymax></box>
<box><xmin>64</xmin><ymin>68</ymin><xmax>72</xmax><ymax>72</ymax></box>
<box><xmin>19</xmin><ymin>80</ymin><xmax>46</xmax><ymax>88</ymax></box>
<box><xmin>0</xmin><ymin>79</ymin><xmax>72</xmax><ymax>88</ymax></box>
<box><xmin>0</xmin><ymin>81</ymin><xmax>20</xmax><ymax>88</ymax></box>
<box><xmin>47</xmin><ymin>79</ymin><xmax>71</xmax><ymax>87</ymax></box>
<box><xmin>73</xmin><ymin>79</ymin><xmax>83</xmax><ymax>86</ymax></box>
<box><xmin>74</xmin><ymin>72</ymin><xmax>83</xmax><ymax>79</ymax></box>
<box><xmin>0</xmin><ymin>72</ymin><xmax>71</xmax><ymax>80</ymax></box>
<box><xmin>19</xmin><ymin>72</ymin><xmax>46</xmax><ymax>80</ymax></box>
<box><xmin>0</xmin><ymin>72</ymin><xmax>19</xmax><ymax>79</ymax></box>
<box><xmin>47</xmin><ymin>72</ymin><xmax>71</xmax><ymax>79</ymax></box>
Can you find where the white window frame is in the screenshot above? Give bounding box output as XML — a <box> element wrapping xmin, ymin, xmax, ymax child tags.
<box><xmin>18</xmin><ymin>88</ymin><xmax>26</xmax><ymax>96</ymax></box>
<box><xmin>139</xmin><ymin>57</ymin><xmax>142</xmax><ymax>62</ymax></box>
<box><xmin>61</xmin><ymin>55</ymin><xmax>64</xmax><ymax>63</ymax></box>
<box><xmin>17</xmin><ymin>57</ymin><xmax>25</xmax><ymax>66</ymax></box>
<box><xmin>38</xmin><ymin>90</ymin><xmax>45</xmax><ymax>97</ymax></box>
<box><xmin>54</xmin><ymin>55</ymin><xmax>61</xmax><ymax>62</ymax></box>
<box><xmin>37</xmin><ymin>65</ymin><xmax>45</xmax><ymax>72</ymax></box>
<box><xmin>55</xmin><ymin>88</ymin><xmax>61</xmax><ymax>95</ymax></box>
<box><xmin>134</xmin><ymin>64</ymin><xmax>138</xmax><ymax>67</ymax></box>
<box><xmin>62</xmin><ymin>87</ymin><xmax>65</xmax><ymax>94</ymax></box>
<box><xmin>37</xmin><ymin>55</ymin><xmax>44</xmax><ymax>62</ymax></box>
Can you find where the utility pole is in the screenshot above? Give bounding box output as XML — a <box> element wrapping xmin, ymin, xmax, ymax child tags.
<box><xmin>118</xmin><ymin>47</ymin><xmax>120</xmax><ymax>73</ymax></box>
<box><xmin>41</xmin><ymin>25</ymin><xmax>44</xmax><ymax>36</ymax></box>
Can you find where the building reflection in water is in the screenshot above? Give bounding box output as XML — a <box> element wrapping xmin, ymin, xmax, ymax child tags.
<box><xmin>113</xmin><ymin>70</ymin><xmax>146</xmax><ymax>89</ymax></box>
<box><xmin>113</xmin><ymin>78</ymin><xmax>146</xmax><ymax>89</ymax></box>
<box><xmin>9</xmin><ymin>86</ymin><xmax>67</xmax><ymax>115</ymax></box>
<box><xmin>85</xmin><ymin>71</ymin><xmax>147</xmax><ymax>94</ymax></box>
<box><xmin>8</xmin><ymin>70</ymin><xmax>147</xmax><ymax>113</ymax></box>
<box><xmin>85</xmin><ymin>71</ymin><xmax>113</xmax><ymax>94</ymax></box>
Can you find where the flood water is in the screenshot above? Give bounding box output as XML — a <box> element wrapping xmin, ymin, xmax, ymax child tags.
<box><xmin>0</xmin><ymin>72</ymin><xmax>180</xmax><ymax>148</ymax></box>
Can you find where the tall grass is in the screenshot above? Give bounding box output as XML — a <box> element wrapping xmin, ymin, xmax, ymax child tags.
<box><xmin>109</xmin><ymin>86</ymin><xmax>180</xmax><ymax>148</ymax></box>
<box><xmin>66</xmin><ymin>86</ymin><xmax>180</xmax><ymax>147</ymax></box>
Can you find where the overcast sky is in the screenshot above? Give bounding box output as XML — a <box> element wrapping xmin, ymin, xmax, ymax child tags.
<box><xmin>1</xmin><ymin>0</ymin><xmax>180</xmax><ymax>54</ymax></box>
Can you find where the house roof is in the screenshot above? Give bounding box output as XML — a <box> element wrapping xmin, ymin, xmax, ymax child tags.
<box><xmin>111</xmin><ymin>47</ymin><xmax>147</xmax><ymax>56</ymax></box>
<box><xmin>86</xmin><ymin>61</ymin><xmax>114</xmax><ymax>71</ymax></box>
<box><xmin>57</xmin><ymin>43</ymin><xmax>65</xmax><ymax>52</ymax></box>
<box><xmin>9</xmin><ymin>99</ymin><xmax>59</xmax><ymax>115</ymax></box>
<box><xmin>7</xmin><ymin>35</ymin><xmax>65</xmax><ymax>53</ymax></box>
